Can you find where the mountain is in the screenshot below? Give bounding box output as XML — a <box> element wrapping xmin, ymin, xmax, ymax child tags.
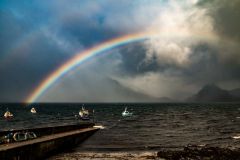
<box><xmin>187</xmin><ymin>84</ymin><xmax>240</xmax><ymax>102</ymax></box>
<box><xmin>110</xmin><ymin>79</ymin><xmax>174</xmax><ymax>102</ymax></box>
<box><xmin>230</xmin><ymin>88</ymin><xmax>240</xmax><ymax>98</ymax></box>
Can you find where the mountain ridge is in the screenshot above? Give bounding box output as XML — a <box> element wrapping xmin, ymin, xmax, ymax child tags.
<box><xmin>187</xmin><ymin>84</ymin><xmax>240</xmax><ymax>102</ymax></box>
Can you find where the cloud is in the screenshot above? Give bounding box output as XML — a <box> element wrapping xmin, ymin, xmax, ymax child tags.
<box><xmin>38</xmin><ymin>53</ymin><xmax>156</xmax><ymax>102</ymax></box>
<box><xmin>145</xmin><ymin>40</ymin><xmax>192</xmax><ymax>66</ymax></box>
<box><xmin>200</xmin><ymin>0</ymin><xmax>240</xmax><ymax>41</ymax></box>
<box><xmin>195</xmin><ymin>0</ymin><xmax>240</xmax><ymax>64</ymax></box>
<box><xmin>0</xmin><ymin>0</ymin><xmax>240</xmax><ymax>102</ymax></box>
<box><xmin>106</xmin><ymin>0</ymin><xmax>240</xmax><ymax>100</ymax></box>
<box><xmin>143</xmin><ymin>0</ymin><xmax>216</xmax><ymax>67</ymax></box>
<box><xmin>115</xmin><ymin>72</ymin><xmax>197</xmax><ymax>100</ymax></box>
<box><xmin>0</xmin><ymin>1</ymin><xmax>123</xmax><ymax>102</ymax></box>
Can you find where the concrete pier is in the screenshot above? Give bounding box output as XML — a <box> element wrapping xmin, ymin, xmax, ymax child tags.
<box><xmin>0</xmin><ymin>123</ymin><xmax>99</xmax><ymax>160</ymax></box>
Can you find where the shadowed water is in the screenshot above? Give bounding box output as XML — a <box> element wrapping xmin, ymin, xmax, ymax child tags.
<box><xmin>1</xmin><ymin>103</ymin><xmax>240</xmax><ymax>151</ymax></box>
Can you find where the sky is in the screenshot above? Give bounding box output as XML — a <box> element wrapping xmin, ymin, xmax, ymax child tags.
<box><xmin>0</xmin><ymin>0</ymin><xmax>240</xmax><ymax>102</ymax></box>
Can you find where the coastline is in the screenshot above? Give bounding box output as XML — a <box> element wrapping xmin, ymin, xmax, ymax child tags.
<box><xmin>48</xmin><ymin>151</ymin><xmax>158</xmax><ymax>160</ymax></box>
<box><xmin>48</xmin><ymin>146</ymin><xmax>240</xmax><ymax>160</ymax></box>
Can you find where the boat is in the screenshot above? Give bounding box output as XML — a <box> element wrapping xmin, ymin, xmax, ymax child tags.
<box><xmin>232</xmin><ymin>134</ymin><xmax>240</xmax><ymax>139</ymax></box>
<box><xmin>12</xmin><ymin>132</ymin><xmax>37</xmax><ymax>142</ymax></box>
<box><xmin>122</xmin><ymin>107</ymin><xmax>133</xmax><ymax>117</ymax></box>
<box><xmin>25</xmin><ymin>132</ymin><xmax>37</xmax><ymax>140</ymax></box>
<box><xmin>4</xmin><ymin>109</ymin><xmax>13</xmax><ymax>119</ymax></box>
<box><xmin>13</xmin><ymin>132</ymin><xmax>27</xmax><ymax>142</ymax></box>
<box><xmin>93</xmin><ymin>125</ymin><xmax>105</xmax><ymax>129</ymax></box>
<box><xmin>30</xmin><ymin>107</ymin><xmax>37</xmax><ymax>114</ymax></box>
<box><xmin>79</xmin><ymin>106</ymin><xmax>90</xmax><ymax>120</ymax></box>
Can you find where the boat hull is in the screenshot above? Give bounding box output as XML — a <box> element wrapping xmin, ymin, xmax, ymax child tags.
<box><xmin>3</xmin><ymin>116</ymin><xmax>13</xmax><ymax>120</ymax></box>
<box><xmin>81</xmin><ymin>117</ymin><xmax>90</xmax><ymax>120</ymax></box>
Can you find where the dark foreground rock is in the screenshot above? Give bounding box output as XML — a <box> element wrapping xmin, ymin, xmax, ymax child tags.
<box><xmin>157</xmin><ymin>145</ymin><xmax>240</xmax><ymax>160</ymax></box>
<box><xmin>48</xmin><ymin>145</ymin><xmax>240</xmax><ymax>160</ymax></box>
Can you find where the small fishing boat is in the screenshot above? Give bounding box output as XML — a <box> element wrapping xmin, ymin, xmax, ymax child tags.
<box><xmin>30</xmin><ymin>107</ymin><xmax>37</xmax><ymax>114</ymax></box>
<box><xmin>4</xmin><ymin>109</ymin><xmax>13</xmax><ymax>119</ymax></box>
<box><xmin>122</xmin><ymin>107</ymin><xmax>133</xmax><ymax>117</ymax></box>
<box><xmin>232</xmin><ymin>134</ymin><xmax>240</xmax><ymax>139</ymax></box>
<box><xmin>12</xmin><ymin>132</ymin><xmax>37</xmax><ymax>142</ymax></box>
<box><xmin>93</xmin><ymin>125</ymin><xmax>105</xmax><ymax>129</ymax></box>
<box><xmin>25</xmin><ymin>132</ymin><xmax>37</xmax><ymax>140</ymax></box>
<box><xmin>13</xmin><ymin>132</ymin><xmax>27</xmax><ymax>142</ymax></box>
<box><xmin>79</xmin><ymin>106</ymin><xmax>90</xmax><ymax>120</ymax></box>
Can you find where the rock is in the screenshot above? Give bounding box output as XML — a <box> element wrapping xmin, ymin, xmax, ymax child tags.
<box><xmin>157</xmin><ymin>146</ymin><xmax>240</xmax><ymax>160</ymax></box>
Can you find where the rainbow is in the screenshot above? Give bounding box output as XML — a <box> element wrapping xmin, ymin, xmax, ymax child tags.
<box><xmin>26</xmin><ymin>30</ymin><xmax>217</xmax><ymax>103</ymax></box>
<box><xmin>26</xmin><ymin>32</ymin><xmax>155</xmax><ymax>103</ymax></box>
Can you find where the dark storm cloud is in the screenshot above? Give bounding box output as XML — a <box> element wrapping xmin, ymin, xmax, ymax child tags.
<box><xmin>192</xmin><ymin>0</ymin><xmax>240</xmax><ymax>86</ymax></box>
<box><xmin>116</xmin><ymin>0</ymin><xmax>240</xmax><ymax>97</ymax></box>
<box><xmin>116</xmin><ymin>41</ymin><xmax>195</xmax><ymax>77</ymax></box>
<box><xmin>0</xmin><ymin>31</ymin><xmax>70</xmax><ymax>101</ymax></box>
<box><xmin>199</xmin><ymin>0</ymin><xmax>240</xmax><ymax>41</ymax></box>
<box><xmin>0</xmin><ymin>0</ymin><xmax>139</xmax><ymax>102</ymax></box>
<box><xmin>1</xmin><ymin>0</ymin><xmax>240</xmax><ymax>102</ymax></box>
<box><xmin>116</xmin><ymin>42</ymin><xmax>159</xmax><ymax>75</ymax></box>
<box><xmin>183</xmin><ymin>44</ymin><xmax>240</xmax><ymax>85</ymax></box>
<box><xmin>116</xmin><ymin>41</ymin><xmax>240</xmax><ymax>80</ymax></box>
<box><xmin>0</xmin><ymin>1</ymin><xmax>68</xmax><ymax>101</ymax></box>
<box><xmin>0</xmin><ymin>10</ymin><xmax>29</xmax><ymax>59</ymax></box>
<box><xmin>113</xmin><ymin>39</ymin><xmax>240</xmax><ymax>99</ymax></box>
<box><xmin>58</xmin><ymin>15</ymin><xmax>121</xmax><ymax>47</ymax></box>
<box><xmin>42</xmin><ymin>0</ymin><xmax>240</xmax><ymax>101</ymax></box>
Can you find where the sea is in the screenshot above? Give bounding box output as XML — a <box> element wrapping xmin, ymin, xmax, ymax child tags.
<box><xmin>1</xmin><ymin>103</ymin><xmax>240</xmax><ymax>152</ymax></box>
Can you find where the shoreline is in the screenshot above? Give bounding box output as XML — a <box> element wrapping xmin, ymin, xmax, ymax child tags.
<box><xmin>48</xmin><ymin>151</ymin><xmax>158</xmax><ymax>160</ymax></box>
<box><xmin>48</xmin><ymin>145</ymin><xmax>240</xmax><ymax>160</ymax></box>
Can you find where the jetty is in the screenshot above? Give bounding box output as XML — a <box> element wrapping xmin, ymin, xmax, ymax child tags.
<box><xmin>0</xmin><ymin>122</ymin><xmax>99</xmax><ymax>160</ymax></box>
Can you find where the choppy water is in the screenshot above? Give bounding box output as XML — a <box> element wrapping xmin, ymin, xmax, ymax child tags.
<box><xmin>1</xmin><ymin>103</ymin><xmax>240</xmax><ymax>151</ymax></box>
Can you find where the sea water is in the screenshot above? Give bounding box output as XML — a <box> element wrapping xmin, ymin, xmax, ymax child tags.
<box><xmin>1</xmin><ymin>103</ymin><xmax>240</xmax><ymax>151</ymax></box>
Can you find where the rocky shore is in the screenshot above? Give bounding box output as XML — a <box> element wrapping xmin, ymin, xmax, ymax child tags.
<box><xmin>48</xmin><ymin>151</ymin><xmax>158</xmax><ymax>160</ymax></box>
<box><xmin>49</xmin><ymin>146</ymin><xmax>240</xmax><ymax>160</ymax></box>
<box><xmin>157</xmin><ymin>145</ymin><xmax>240</xmax><ymax>160</ymax></box>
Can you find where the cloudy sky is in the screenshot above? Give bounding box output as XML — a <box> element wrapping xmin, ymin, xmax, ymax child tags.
<box><xmin>0</xmin><ymin>0</ymin><xmax>240</xmax><ymax>102</ymax></box>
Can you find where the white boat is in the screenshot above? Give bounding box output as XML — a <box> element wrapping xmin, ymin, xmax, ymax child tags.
<box><xmin>4</xmin><ymin>110</ymin><xmax>13</xmax><ymax>119</ymax></box>
<box><xmin>122</xmin><ymin>107</ymin><xmax>133</xmax><ymax>117</ymax></box>
<box><xmin>232</xmin><ymin>135</ymin><xmax>240</xmax><ymax>139</ymax></box>
<box><xmin>12</xmin><ymin>131</ymin><xmax>37</xmax><ymax>142</ymax></box>
<box><xmin>25</xmin><ymin>132</ymin><xmax>37</xmax><ymax>139</ymax></box>
<box><xmin>13</xmin><ymin>132</ymin><xmax>27</xmax><ymax>142</ymax></box>
<box><xmin>79</xmin><ymin>106</ymin><xmax>90</xmax><ymax>120</ymax></box>
<box><xmin>93</xmin><ymin>125</ymin><xmax>105</xmax><ymax>129</ymax></box>
<box><xmin>30</xmin><ymin>107</ymin><xmax>37</xmax><ymax>114</ymax></box>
